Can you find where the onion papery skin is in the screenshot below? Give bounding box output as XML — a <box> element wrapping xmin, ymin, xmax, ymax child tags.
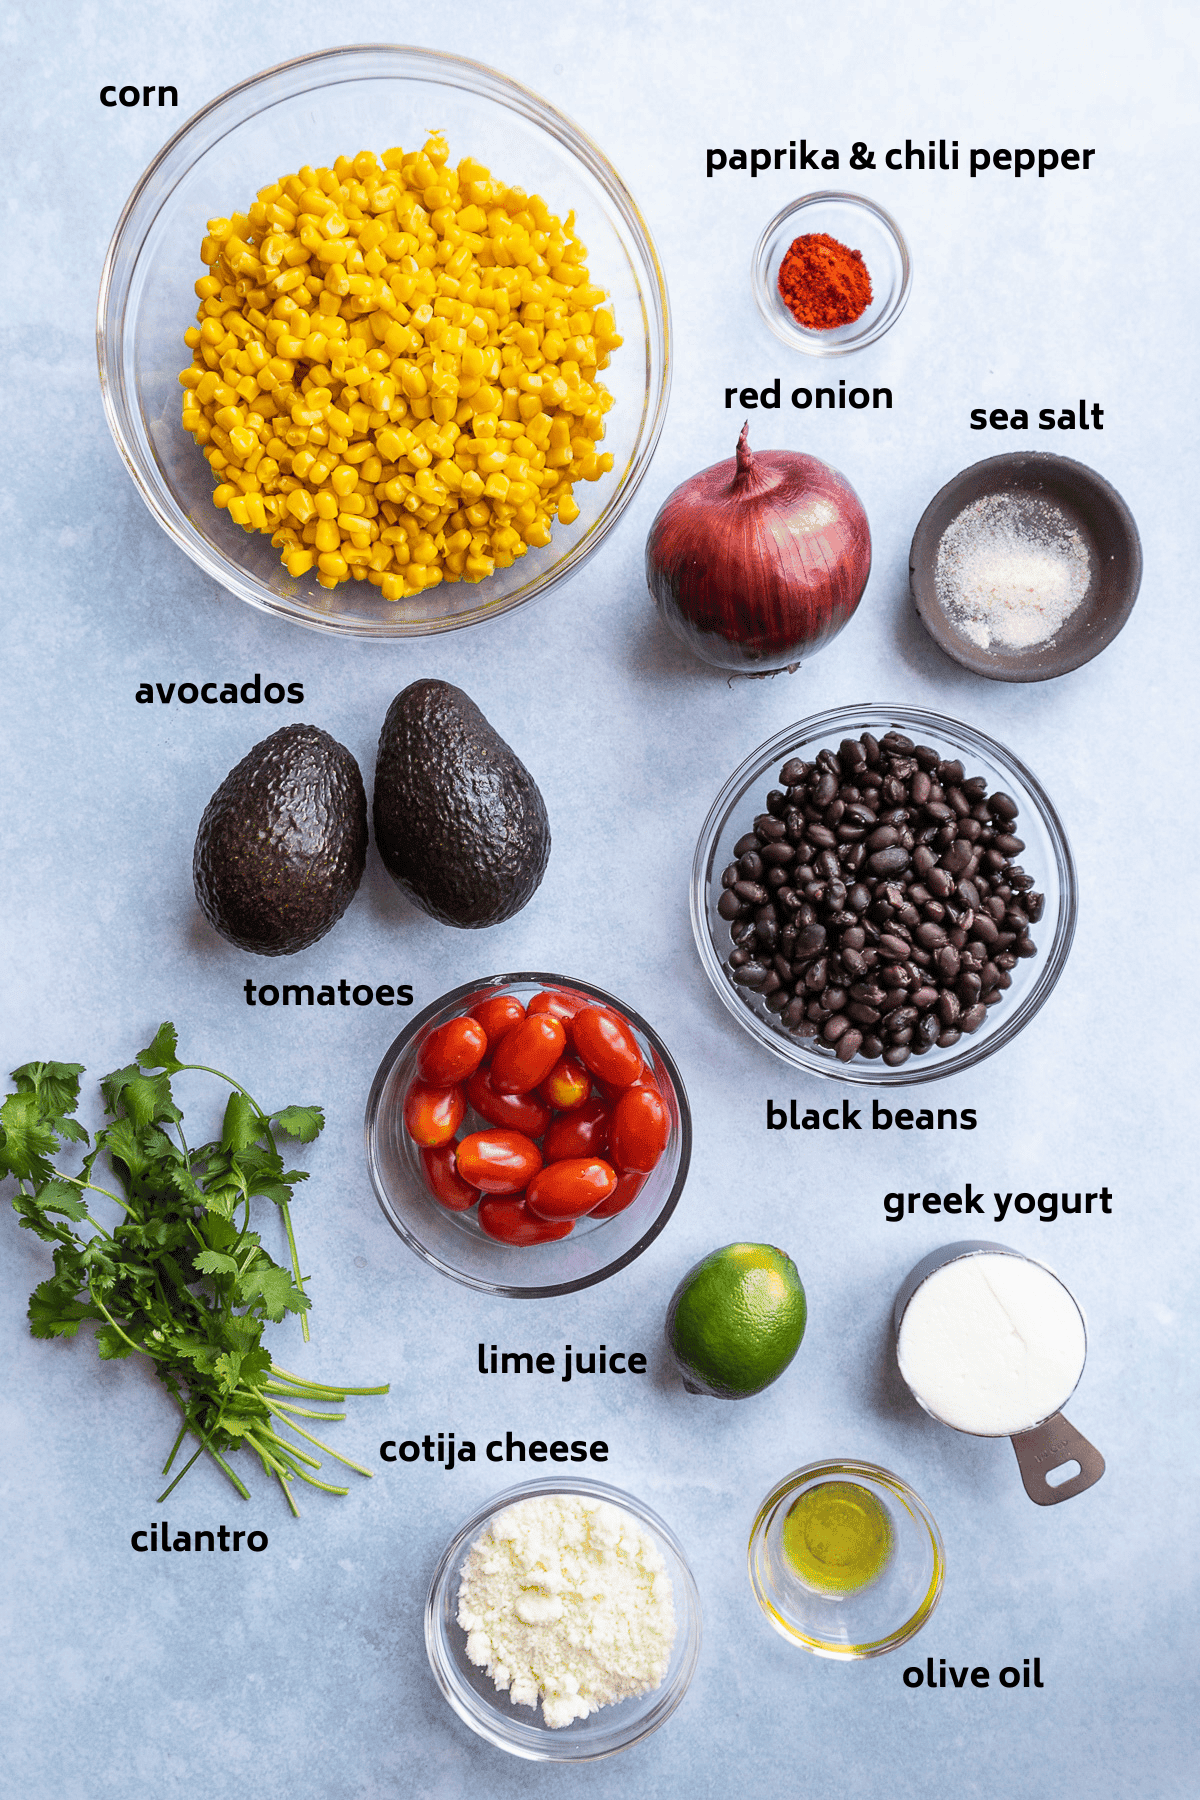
<box><xmin>645</xmin><ymin>428</ymin><xmax>872</xmax><ymax>672</ymax></box>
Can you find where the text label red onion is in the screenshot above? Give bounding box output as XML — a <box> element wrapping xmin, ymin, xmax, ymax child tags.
<box><xmin>646</xmin><ymin>423</ymin><xmax>872</xmax><ymax>672</ymax></box>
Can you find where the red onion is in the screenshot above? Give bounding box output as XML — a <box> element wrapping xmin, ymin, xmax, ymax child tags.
<box><xmin>645</xmin><ymin>424</ymin><xmax>871</xmax><ymax>672</ymax></box>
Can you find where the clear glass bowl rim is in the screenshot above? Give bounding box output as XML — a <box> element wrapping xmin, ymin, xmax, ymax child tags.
<box><xmin>96</xmin><ymin>42</ymin><xmax>671</xmax><ymax>638</ymax></box>
<box><xmin>364</xmin><ymin>971</ymin><xmax>692</xmax><ymax>1296</ymax></box>
<box><xmin>748</xmin><ymin>1457</ymin><xmax>945</xmax><ymax>1658</ymax></box>
<box><xmin>425</xmin><ymin>1473</ymin><xmax>703</xmax><ymax>1760</ymax></box>
<box><xmin>690</xmin><ymin>702</ymin><xmax>1079</xmax><ymax>1085</ymax></box>
<box><xmin>752</xmin><ymin>190</ymin><xmax>913</xmax><ymax>357</ymax></box>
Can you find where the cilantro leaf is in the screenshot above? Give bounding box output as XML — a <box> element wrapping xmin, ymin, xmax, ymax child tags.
<box><xmin>137</xmin><ymin>1022</ymin><xmax>182</xmax><ymax>1074</ymax></box>
<box><xmin>271</xmin><ymin>1105</ymin><xmax>325</xmax><ymax>1143</ymax></box>
<box><xmin>237</xmin><ymin>1263</ymin><xmax>308</xmax><ymax>1321</ymax></box>
<box><xmin>0</xmin><ymin>1091</ymin><xmax>65</xmax><ymax>1185</ymax></box>
<box><xmin>193</xmin><ymin>1250</ymin><xmax>239</xmax><ymax>1277</ymax></box>
<box><xmin>221</xmin><ymin>1090</ymin><xmax>262</xmax><ymax>1155</ymax></box>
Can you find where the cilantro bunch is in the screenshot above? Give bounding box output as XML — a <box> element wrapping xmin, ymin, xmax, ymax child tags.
<box><xmin>1</xmin><ymin>1022</ymin><xmax>386</xmax><ymax>1515</ymax></box>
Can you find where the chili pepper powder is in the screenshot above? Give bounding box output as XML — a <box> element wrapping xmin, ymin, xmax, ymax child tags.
<box><xmin>778</xmin><ymin>233</ymin><xmax>872</xmax><ymax>330</ymax></box>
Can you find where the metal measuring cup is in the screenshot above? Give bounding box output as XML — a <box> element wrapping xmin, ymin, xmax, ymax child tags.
<box><xmin>893</xmin><ymin>1242</ymin><xmax>1105</xmax><ymax>1506</ymax></box>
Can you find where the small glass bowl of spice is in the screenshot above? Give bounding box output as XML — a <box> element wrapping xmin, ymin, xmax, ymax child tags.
<box><xmin>753</xmin><ymin>192</ymin><xmax>911</xmax><ymax>356</ymax></box>
<box><xmin>748</xmin><ymin>1460</ymin><xmax>944</xmax><ymax>1657</ymax></box>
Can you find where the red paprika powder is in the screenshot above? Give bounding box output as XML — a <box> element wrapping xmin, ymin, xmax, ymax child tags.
<box><xmin>778</xmin><ymin>233</ymin><xmax>872</xmax><ymax>331</ymax></box>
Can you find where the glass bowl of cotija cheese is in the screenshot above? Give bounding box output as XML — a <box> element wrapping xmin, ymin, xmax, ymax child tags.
<box><xmin>425</xmin><ymin>1477</ymin><xmax>701</xmax><ymax>1759</ymax></box>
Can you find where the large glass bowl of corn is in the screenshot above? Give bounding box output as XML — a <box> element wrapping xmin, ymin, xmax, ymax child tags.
<box><xmin>98</xmin><ymin>45</ymin><xmax>670</xmax><ymax>638</ymax></box>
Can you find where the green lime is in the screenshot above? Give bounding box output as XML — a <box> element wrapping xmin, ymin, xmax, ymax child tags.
<box><xmin>782</xmin><ymin>1481</ymin><xmax>892</xmax><ymax>1594</ymax></box>
<box><xmin>665</xmin><ymin>1242</ymin><xmax>806</xmax><ymax>1398</ymax></box>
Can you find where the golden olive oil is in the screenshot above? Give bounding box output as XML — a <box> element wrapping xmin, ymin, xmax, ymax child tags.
<box><xmin>782</xmin><ymin>1480</ymin><xmax>893</xmax><ymax>1594</ymax></box>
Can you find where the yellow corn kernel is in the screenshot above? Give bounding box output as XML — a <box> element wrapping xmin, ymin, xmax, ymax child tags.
<box><xmin>313</xmin><ymin>518</ymin><xmax>341</xmax><ymax>552</ymax></box>
<box><xmin>286</xmin><ymin>489</ymin><xmax>316</xmax><ymax>523</ymax></box>
<box><xmin>317</xmin><ymin>551</ymin><xmax>349</xmax><ymax>579</ymax></box>
<box><xmin>558</xmin><ymin>495</ymin><xmax>580</xmax><ymax>524</ymax></box>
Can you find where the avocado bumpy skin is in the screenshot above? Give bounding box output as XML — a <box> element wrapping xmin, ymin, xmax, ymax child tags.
<box><xmin>193</xmin><ymin>724</ymin><xmax>368</xmax><ymax>956</ymax></box>
<box><xmin>372</xmin><ymin>679</ymin><xmax>551</xmax><ymax>928</ymax></box>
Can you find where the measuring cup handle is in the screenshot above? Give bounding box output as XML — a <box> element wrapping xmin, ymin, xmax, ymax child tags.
<box><xmin>1010</xmin><ymin>1413</ymin><xmax>1105</xmax><ymax>1505</ymax></box>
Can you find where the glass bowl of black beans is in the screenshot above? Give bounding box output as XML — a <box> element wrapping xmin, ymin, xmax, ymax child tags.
<box><xmin>691</xmin><ymin>706</ymin><xmax>1077</xmax><ymax>1085</ymax></box>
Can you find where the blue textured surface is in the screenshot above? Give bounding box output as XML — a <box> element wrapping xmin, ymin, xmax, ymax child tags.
<box><xmin>2</xmin><ymin>3</ymin><xmax>1196</xmax><ymax>1796</ymax></box>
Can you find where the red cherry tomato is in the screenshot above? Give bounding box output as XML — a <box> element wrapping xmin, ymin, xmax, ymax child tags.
<box><xmin>587</xmin><ymin>1170</ymin><xmax>647</xmax><ymax>1219</ymax></box>
<box><xmin>417</xmin><ymin>1016</ymin><xmax>488</xmax><ymax>1086</ymax></box>
<box><xmin>608</xmin><ymin>1085</ymin><xmax>670</xmax><ymax>1172</ymax></box>
<box><xmin>478</xmin><ymin>1196</ymin><xmax>574</xmax><ymax>1245</ymax></box>
<box><xmin>403</xmin><ymin>1079</ymin><xmax>465</xmax><ymax>1148</ymax></box>
<box><xmin>540</xmin><ymin>1054</ymin><xmax>592</xmax><ymax>1112</ymax></box>
<box><xmin>420</xmin><ymin>1144</ymin><xmax>480</xmax><ymax>1212</ymax></box>
<box><xmin>470</xmin><ymin>994</ymin><xmax>526</xmax><ymax>1043</ymax></box>
<box><xmin>527</xmin><ymin>988</ymin><xmax>590</xmax><ymax>1022</ymax></box>
<box><xmin>465</xmin><ymin>1064</ymin><xmax>553</xmax><ymax>1138</ymax></box>
<box><xmin>569</xmin><ymin>1006</ymin><xmax>643</xmax><ymax>1089</ymax></box>
<box><xmin>543</xmin><ymin>1097</ymin><xmax>611</xmax><ymax>1163</ymax></box>
<box><xmin>594</xmin><ymin>1065</ymin><xmax>658</xmax><ymax>1105</ymax></box>
<box><xmin>491</xmin><ymin>1015</ymin><xmax>566</xmax><ymax>1095</ymax></box>
<box><xmin>525</xmin><ymin>1157</ymin><xmax>618</xmax><ymax>1221</ymax></box>
<box><xmin>455</xmin><ymin>1129</ymin><xmax>543</xmax><ymax>1195</ymax></box>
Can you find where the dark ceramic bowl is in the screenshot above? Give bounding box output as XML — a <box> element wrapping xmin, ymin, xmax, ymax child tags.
<box><xmin>909</xmin><ymin>453</ymin><xmax>1141</xmax><ymax>681</ymax></box>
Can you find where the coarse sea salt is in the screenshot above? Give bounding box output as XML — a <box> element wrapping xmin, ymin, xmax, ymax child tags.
<box><xmin>935</xmin><ymin>493</ymin><xmax>1091</xmax><ymax>651</ymax></box>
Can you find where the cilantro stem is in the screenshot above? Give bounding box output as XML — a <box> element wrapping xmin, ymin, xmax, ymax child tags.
<box><xmin>260</xmin><ymin>1426</ymin><xmax>324</xmax><ymax>1472</ymax></box>
<box><xmin>270</xmin><ymin>1364</ymin><xmax>389</xmax><ymax>1396</ymax></box>
<box><xmin>266</xmin><ymin>1396</ymin><xmax>347</xmax><ymax>1422</ymax></box>
<box><xmin>279</xmin><ymin>1200</ymin><xmax>309</xmax><ymax>1342</ymax></box>
<box><xmin>267</xmin><ymin>1406</ymin><xmax>373</xmax><ymax>1477</ymax></box>
<box><xmin>273</xmin><ymin>1469</ymin><xmax>301</xmax><ymax>1519</ymax></box>
<box><xmin>161</xmin><ymin>1418</ymin><xmax>190</xmax><ymax>1476</ymax></box>
<box><xmin>156</xmin><ymin>1441</ymin><xmax>207</xmax><ymax>1504</ymax></box>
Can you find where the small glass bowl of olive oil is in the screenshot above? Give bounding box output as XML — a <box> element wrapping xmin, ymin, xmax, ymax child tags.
<box><xmin>748</xmin><ymin>1460</ymin><xmax>944</xmax><ymax>1658</ymax></box>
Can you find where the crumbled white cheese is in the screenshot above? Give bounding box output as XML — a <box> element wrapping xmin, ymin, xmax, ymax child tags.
<box><xmin>456</xmin><ymin>1493</ymin><xmax>677</xmax><ymax>1728</ymax></box>
<box><xmin>897</xmin><ymin>1252</ymin><xmax>1086</xmax><ymax>1436</ymax></box>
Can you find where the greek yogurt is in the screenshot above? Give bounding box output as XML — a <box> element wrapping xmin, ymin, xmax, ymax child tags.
<box><xmin>896</xmin><ymin>1251</ymin><xmax>1086</xmax><ymax>1436</ymax></box>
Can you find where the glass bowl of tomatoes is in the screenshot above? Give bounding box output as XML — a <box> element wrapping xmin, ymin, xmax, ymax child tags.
<box><xmin>364</xmin><ymin>974</ymin><xmax>692</xmax><ymax>1296</ymax></box>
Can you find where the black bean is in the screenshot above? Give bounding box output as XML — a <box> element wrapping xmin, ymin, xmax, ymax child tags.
<box><xmin>761</xmin><ymin>841</ymin><xmax>795</xmax><ymax>866</ymax></box>
<box><xmin>734</xmin><ymin>880</ymin><xmax>768</xmax><ymax>905</ymax></box>
<box><xmin>882</xmin><ymin>1044</ymin><xmax>911</xmax><ymax>1066</ymax></box>
<box><xmin>867</xmin><ymin>846</ymin><xmax>910</xmax><ymax>878</ymax></box>
<box><xmin>733</xmin><ymin>962</ymin><xmax>769</xmax><ymax>988</ymax></box>
<box><xmin>780</xmin><ymin>758</ymin><xmax>808</xmax><ymax>785</ymax></box>
<box><xmin>765</xmin><ymin>990</ymin><xmax>790</xmax><ymax>1012</ymax></box>
<box><xmin>781</xmin><ymin>997</ymin><xmax>807</xmax><ymax>1027</ymax></box>
<box><xmin>988</xmin><ymin>791</ymin><xmax>1019</xmax><ymax>820</ymax></box>
<box><xmin>717</xmin><ymin>890</ymin><xmax>745</xmax><ymax>920</ymax></box>
<box><xmin>1014</xmin><ymin>936</ymin><xmax>1038</xmax><ymax>958</ymax></box>
<box><xmin>1025</xmin><ymin>892</ymin><xmax>1045</xmax><ymax>922</ymax></box>
<box><xmin>755</xmin><ymin>916</ymin><xmax>779</xmax><ymax>953</ymax></box>
<box><xmin>731</xmin><ymin>919</ymin><xmax>756</xmax><ymax>945</ymax></box>
<box><xmin>936</xmin><ymin>945</ymin><xmax>961</xmax><ymax>983</ymax></box>
<box><xmin>733</xmin><ymin>833</ymin><xmax>760</xmax><ymax>857</ymax></box>
<box><xmin>835</xmin><ymin>1029</ymin><xmax>864</xmax><ymax>1062</ymax></box>
<box><xmin>847</xmin><ymin>1003</ymin><xmax>881</xmax><ymax>1026</ymax></box>
<box><xmin>805</xmin><ymin>959</ymin><xmax>828</xmax><ymax>993</ymax></box>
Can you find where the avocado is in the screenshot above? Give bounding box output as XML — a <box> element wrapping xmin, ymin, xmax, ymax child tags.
<box><xmin>193</xmin><ymin>724</ymin><xmax>368</xmax><ymax>956</ymax></box>
<box><xmin>373</xmin><ymin>680</ymin><xmax>550</xmax><ymax>928</ymax></box>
